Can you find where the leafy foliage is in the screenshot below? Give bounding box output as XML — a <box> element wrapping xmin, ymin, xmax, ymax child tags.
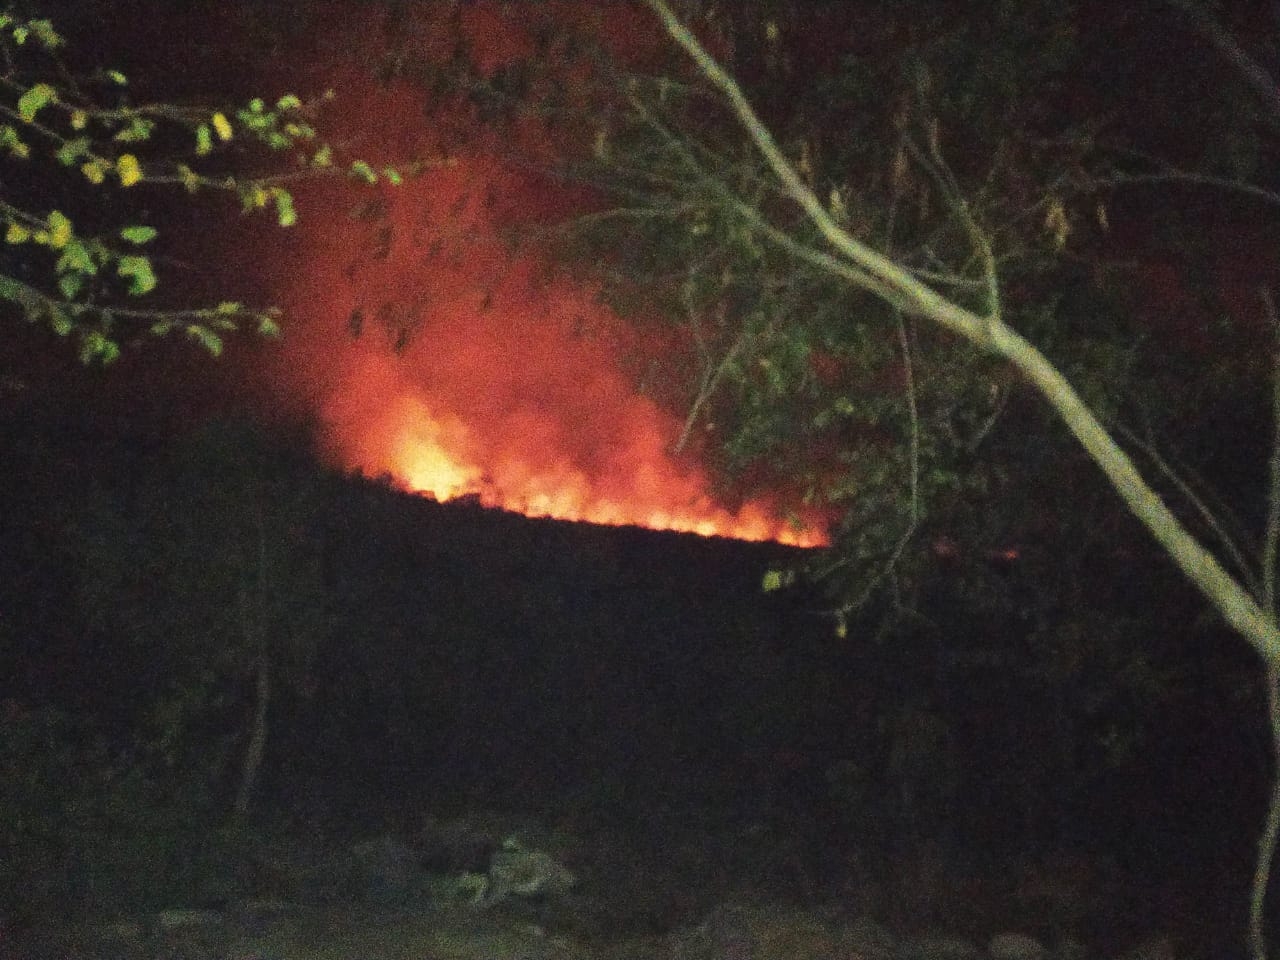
<box><xmin>0</xmin><ymin>10</ymin><xmax>397</xmax><ymax>362</ymax></box>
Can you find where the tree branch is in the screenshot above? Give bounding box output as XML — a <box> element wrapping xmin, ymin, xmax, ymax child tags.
<box><xmin>1164</xmin><ymin>0</ymin><xmax>1280</xmax><ymax>127</ymax></box>
<box><xmin>644</xmin><ymin>0</ymin><xmax>1280</xmax><ymax>666</ymax></box>
<box><xmin>643</xmin><ymin>0</ymin><xmax>988</xmax><ymax>344</ymax></box>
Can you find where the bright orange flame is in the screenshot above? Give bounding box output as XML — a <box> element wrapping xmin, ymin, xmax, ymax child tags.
<box><xmin>337</xmin><ymin>362</ymin><xmax>826</xmax><ymax>548</ymax></box>
<box><xmin>266</xmin><ymin>194</ymin><xmax>828</xmax><ymax>547</ymax></box>
<box><xmin>253</xmin><ymin>13</ymin><xmax>828</xmax><ymax>549</ymax></box>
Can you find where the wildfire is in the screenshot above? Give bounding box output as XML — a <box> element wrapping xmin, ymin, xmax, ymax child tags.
<box><xmin>255</xmin><ymin>16</ymin><xmax>828</xmax><ymax>549</ymax></box>
<box><xmin>340</xmin><ymin>366</ymin><xmax>826</xmax><ymax>548</ymax></box>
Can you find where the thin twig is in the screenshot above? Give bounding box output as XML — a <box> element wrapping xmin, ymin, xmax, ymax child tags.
<box><xmin>897</xmin><ymin>309</ymin><xmax>921</xmax><ymax>525</ymax></box>
<box><xmin>1255</xmin><ymin>284</ymin><xmax>1280</xmax><ymax>960</ymax></box>
<box><xmin>643</xmin><ymin>0</ymin><xmax>988</xmax><ymax>344</ymax></box>
<box><xmin>1116</xmin><ymin>422</ymin><xmax>1261</xmax><ymax>599</ymax></box>
<box><xmin>1163</xmin><ymin>0</ymin><xmax>1280</xmax><ymax>126</ymax></box>
<box><xmin>1098</xmin><ymin>171</ymin><xmax>1280</xmax><ymax>211</ymax></box>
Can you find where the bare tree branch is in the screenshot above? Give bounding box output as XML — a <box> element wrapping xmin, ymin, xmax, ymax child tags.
<box><xmin>1165</xmin><ymin>0</ymin><xmax>1280</xmax><ymax>127</ymax></box>
<box><xmin>643</xmin><ymin>0</ymin><xmax>1280</xmax><ymax>665</ymax></box>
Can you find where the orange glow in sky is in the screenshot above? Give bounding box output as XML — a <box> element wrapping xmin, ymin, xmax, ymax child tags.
<box><xmin>259</xmin><ymin>10</ymin><xmax>828</xmax><ymax>548</ymax></box>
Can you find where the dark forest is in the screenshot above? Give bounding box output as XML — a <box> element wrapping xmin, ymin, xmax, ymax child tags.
<box><xmin>1</xmin><ymin>2</ymin><xmax>1277</xmax><ymax>958</ymax></box>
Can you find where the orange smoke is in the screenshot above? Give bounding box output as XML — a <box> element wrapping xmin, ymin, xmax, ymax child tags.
<box><xmin>256</xmin><ymin>10</ymin><xmax>827</xmax><ymax>548</ymax></box>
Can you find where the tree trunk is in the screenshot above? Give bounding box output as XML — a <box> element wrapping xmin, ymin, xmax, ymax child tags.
<box><xmin>233</xmin><ymin>654</ymin><xmax>270</xmax><ymax>820</ymax></box>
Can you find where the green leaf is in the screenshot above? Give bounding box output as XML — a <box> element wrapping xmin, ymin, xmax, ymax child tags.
<box><xmin>257</xmin><ymin>314</ymin><xmax>280</xmax><ymax>337</ymax></box>
<box><xmin>214</xmin><ymin>301</ymin><xmax>242</xmax><ymax>314</ymax></box>
<box><xmin>0</xmin><ymin>274</ymin><xmax>42</xmax><ymax>321</ymax></box>
<box><xmin>384</xmin><ymin>167</ymin><xmax>402</xmax><ymax>185</ymax></box>
<box><xmin>80</xmin><ymin>158</ymin><xmax>108</xmax><ymax>184</ymax></box>
<box><xmin>79</xmin><ymin>330</ymin><xmax>119</xmax><ymax>364</ymax></box>
<box><xmin>195</xmin><ymin>124</ymin><xmax>213</xmax><ymax>156</ymax></box>
<box><xmin>211</xmin><ymin>112</ymin><xmax>233</xmax><ymax>141</ymax></box>
<box><xmin>46</xmin><ymin>210</ymin><xmax>72</xmax><ymax>249</ymax></box>
<box><xmin>55</xmin><ymin>137</ymin><xmax>91</xmax><ymax>166</ymax></box>
<box><xmin>270</xmin><ymin>187</ymin><xmax>296</xmax><ymax>227</ymax></box>
<box><xmin>117</xmin><ymin>255</ymin><xmax>157</xmax><ymax>295</ymax></box>
<box><xmin>29</xmin><ymin>19</ymin><xmax>59</xmax><ymax>44</ymax></box>
<box><xmin>350</xmin><ymin>160</ymin><xmax>377</xmax><ymax>183</ymax></box>
<box><xmin>48</xmin><ymin>303</ymin><xmax>73</xmax><ymax>335</ymax></box>
<box><xmin>106</xmin><ymin>69</ymin><xmax>127</xmax><ymax>85</ymax></box>
<box><xmin>57</xmin><ymin>272</ymin><xmax>83</xmax><ymax>300</ymax></box>
<box><xmin>113</xmin><ymin>115</ymin><xmax>155</xmax><ymax>143</ymax></box>
<box><xmin>55</xmin><ymin>239</ymin><xmax>96</xmax><ymax>276</ymax></box>
<box><xmin>29</xmin><ymin>19</ymin><xmax>62</xmax><ymax>49</ymax></box>
<box><xmin>762</xmin><ymin>569</ymin><xmax>795</xmax><ymax>592</ymax></box>
<box><xmin>186</xmin><ymin>324</ymin><xmax>223</xmax><ymax>356</ymax></box>
<box><xmin>275</xmin><ymin>93</ymin><xmax>302</xmax><ymax>111</ymax></box>
<box><xmin>116</xmin><ymin>154</ymin><xmax>142</xmax><ymax>187</ymax></box>
<box><xmin>119</xmin><ymin>225</ymin><xmax>158</xmax><ymax>245</ymax></box>
<box><xmin>176</xmin><ymin>164</ymin><xmax>201</xmax><ymax>193</ymax></box>
<box><xmin>0</xmin><ymin>125</ymin><xmax>29</xmax><ymax>159</ymax></box>
<box><xmin>236</xmin><ymin>107</ymin><xmax>271</xmax><ymax>132</ymax></box>
<box><xmin>17</xmin><ymin>83</ymin><xmax>56</xmax><ymax>122</ymax></box>
<box><xmin>240</xmin><ymin>183</ymin><xmax>269</xmax><ymax>212</ymax></box>
<box><xmin>311</xmin><ymin>144</ymin><xmax>332</xmax><ymax>168</ymax></box>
